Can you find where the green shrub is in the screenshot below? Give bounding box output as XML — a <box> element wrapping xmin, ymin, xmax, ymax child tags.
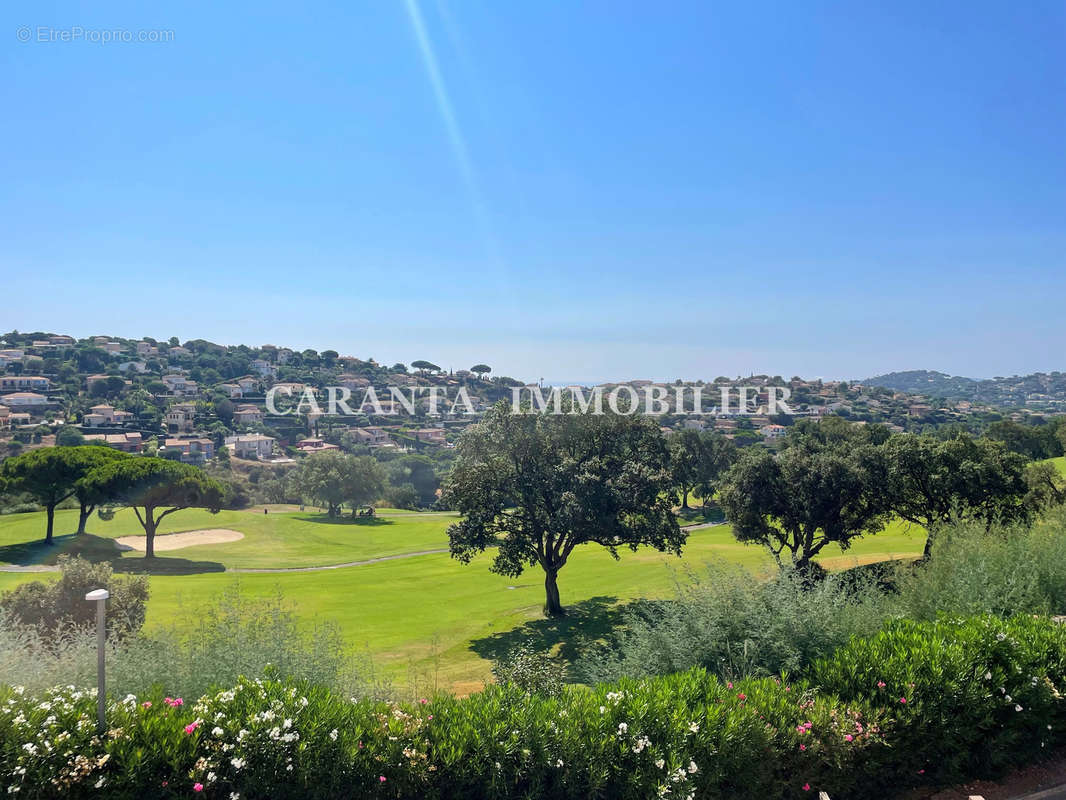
<box><xmin>3</xmin><ymin>614</ymin><xmax>1062</xmax><ymax>799</ymax></box>
<box><xmin>0</xmin><ymin>583</ymin><xmax>384</xmax><ymax>701</ymax></box>
<box><xmin>578</xmin><ymin>560</ymin><xmax>892</xmax><ymax>684</ymax></box>
<box><xmin>812</xmin><ymin>614</ymin><xmax>1066</xmax><ymax>786</ymax></box>
<box><xmin>490</xmin><ymin>641</ymin><xmax>564</xmax><ymax>697</ymax></box>
<box><xmin>0</xmin><ymin>556</ymin><xmax>148</xmax><ymax>643</ymax></box>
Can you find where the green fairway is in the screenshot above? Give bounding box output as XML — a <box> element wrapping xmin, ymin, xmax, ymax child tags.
<box><xmin>1051</xmin><ymin>456</ymin><xmax>1066</xmax><ymax>477</ymax></box>
<box><xmin>0</xmin><ymin>509</ymin><xmax>926</xmax><ymax>690</ymax></box>
<box><xmin>0</xmin><ymin>507</ymin><xmax>457</xmax><ymax>571</ymax></box>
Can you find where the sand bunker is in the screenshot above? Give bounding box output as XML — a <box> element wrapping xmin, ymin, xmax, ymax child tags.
<box><xmin>114</xmin><ymin>529</ymin><xmax>245</xmax><ymax>552</ymax></box>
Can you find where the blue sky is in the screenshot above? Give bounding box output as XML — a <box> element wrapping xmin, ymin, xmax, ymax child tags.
<box><xmin>2</xmin><ymin>1</ymin><xmax>1064</xmax><ymax>384</ymax></box>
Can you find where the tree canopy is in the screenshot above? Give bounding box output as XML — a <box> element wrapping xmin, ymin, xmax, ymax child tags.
<box><xmin>718</xmin><ymin>443</ymin><xmax>888</xmax><ymax>573</ymax></box>
<box><xmin>81</xmin><ymin>457</ymin><xmax>227</xmax><ymax>558</ymax></box>
<box><xmin>290</xmin><ymin>451</ymin><xmax>386</xmax><ymax>517</ymax></box>
<box><xmin>668</xmin><ymin>429</ymin><xmax>736</xmax><ymax>509</ymax></box>
<box><xmin>443</xmin><ymin>406</ymin><xmax>682</xmax><ymax>616</ymax></box>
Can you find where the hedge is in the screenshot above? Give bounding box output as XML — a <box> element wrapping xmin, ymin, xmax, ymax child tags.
<box><xmin>2</xmin><ymin>614</ymin><xmax>1064</xmax><ymax>800</ymax></box>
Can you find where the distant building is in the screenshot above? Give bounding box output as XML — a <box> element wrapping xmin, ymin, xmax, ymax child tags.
<box><xmin>0</xmin><ymin>392</ymin><xmax>49</xmax><ymax>407</ymax></box>
<box><xmin>759</xmin><ymin>424</ymin><xmax>788</xmax><ymax>439</ymax></box>
<box><xmin>216</xmin><ymin>383</ymin><xmax>243</xmax><ymax>399</ymax></box>
<box><xmin>162</xmin><ymin>374</ymin><xmax>198</xmax><ymax>396</ymax></box>
<box><xmin>250</xmin><ymin>359</ymin><xmax>276</xmax><ymax>377</ymax></box>
<box><xmin>0</xmin><ymin>376</ymin><xmax>50</xmax><ymax>392</ymax></box>
<box><xmin>409</xmin><ymin>427</ymin><xmax>446</xmax><ymax>445</ymax></box>
<box><xmin>163</xmin><ymin>437</ymin><xmax>214</xmax><ymax>464</ymax></box>
<box><xmin>83</xmin><ymin>404</ymin><xmax>134</xmax><ymax>427</ymax></box>
<box><xmin>225</xmin><ymin>433</ymin><xmax>276</xmax><ymax>460</ymax></box>
<box><xmin>84</xmin><ymin>432</ymin><xmax>143</xmax><ymax>453</ymax></box>
<box><xmin>165</xmin><ymin>402</ymin><xmax>197</xmax><ymax>433</ymax></box>
<box><xmin>350</xmin><ymin>426</ymin><xmax>392</xmax><ymax>447</ymax></box>
<box><xmin>233</xmin><ymin>404</ymin><xmax>264</xmax><ymax>425</ymax></box>
<box><xmin>295</xmin><ymin>437</ymin><xmax>339</xmax><ymax>453</ymax></box>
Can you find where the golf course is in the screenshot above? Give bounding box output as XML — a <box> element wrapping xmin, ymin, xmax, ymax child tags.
<box><xmin>0</xmin><ymin>505</ymin><xmax>928</xmax><ymax>690</ymax></box>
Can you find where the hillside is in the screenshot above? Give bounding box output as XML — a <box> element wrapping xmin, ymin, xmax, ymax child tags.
<box><xmin>865</xmin><ymin>369</ymin><xmax>1066</xmax><ymax>410</ymax></box>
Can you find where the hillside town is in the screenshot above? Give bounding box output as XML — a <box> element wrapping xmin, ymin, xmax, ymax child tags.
<box><xmin>2</xmin><ymin>331</ymin><xmax>1063</xmax><ymax>469</ymax></box>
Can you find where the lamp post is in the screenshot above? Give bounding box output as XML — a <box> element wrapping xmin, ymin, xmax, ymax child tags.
<box><xmin>85</xmin><ymin>589</ymin><xmax>109</xmax><ymax>734</ymax></box>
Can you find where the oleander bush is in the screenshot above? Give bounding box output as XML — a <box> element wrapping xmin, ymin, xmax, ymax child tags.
<box><xmin>2</xmin><ymin>614</ymin><xmax>1064</xmax><ymax>800</ymax></box>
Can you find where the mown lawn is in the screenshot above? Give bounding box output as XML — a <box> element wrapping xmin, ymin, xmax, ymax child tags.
<box><xmin>0</xmin><ymin>511</ymin><xmax>926</xmax><ymax>690</ymax></box>
<box><xmin>0</xmin><ymin>507</ymin><xmax>456</xmax><ymax>571</ymax></box>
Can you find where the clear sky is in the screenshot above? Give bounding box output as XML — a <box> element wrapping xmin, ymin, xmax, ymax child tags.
<box><xmin>3</xmin><ymin>1</ymin><xmax>1064</xmax><ymax>384</ymax></box>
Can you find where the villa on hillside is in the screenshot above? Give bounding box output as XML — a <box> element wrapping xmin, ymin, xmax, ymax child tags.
<box><xmin>233</xmin><ymin>404</ymin><xmax>264</xmax><ymax>425</ymax></box>
<box><xmin>759</xmin><ymin>424</ymin><xmax>788</xmax><ymax>439</ymax></box>
<box><xmin>350</xmin><ymin>426</ymin><xmax>392</xmax><ymax>447</ymax></box>
<box><xmin>83</xmin><ymin>404</ymin><xmax>134</xmax><ymax>427</ymax></box>
<box><xmin>295</xmin><ymin>437</ymin><xmax>339</xmax><ymax>453</ymax></box>
<box><xmin>0</xmin><ymin>392</ymin><xmax>49</xmax><ymax>408</ymax></box>
<box><xmin>84</xmin><ymin>432</ymin><xmax>143</xmax><ymax>452</ymax></box>
<box><xmin>165</xmin><ymin>402</ymin><xmax>197</xmax><ymax>433</ymax></box>
<box><xmin>224</xmin><ymin>433</ymin><xmax>276</xmax><ymax>459</ymax></box>
<box><xmin>0</xmin><ymin>376</ymin><xmax>50</xmax><ymax>392</ymax></box>
<box><xmin>163</xmin><ymin>437</ymin><xmax>214</xmax><ymax>465</ymax></box>
<box><xmin>162</xmin><ymin>374</ymin><xmax>199</xmax><ymax>396</ymax></box>
<box><xmin>409</xmin><ymin>427</ymin><xmax>447</xmax><ymax>445</ymax></box>
<box><xmin>217</xmin><ymin>383</ymin><xmax>243</xmax><ymax>398</ymax></box>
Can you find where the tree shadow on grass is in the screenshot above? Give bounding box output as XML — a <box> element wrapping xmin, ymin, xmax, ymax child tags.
<box><xmin>293</xmin><ymin>514</ymin><xmax>392</xmax><ymax>527</ymax></box>
<box><xmin>468</xmin><ymin>595</ymin><xmax>658</xmax><ymax>671</ymax></box>
<box><xmin>0</xmin><ymin>533</ymin><xmax>225</xmax><ymax>575</ymax></box>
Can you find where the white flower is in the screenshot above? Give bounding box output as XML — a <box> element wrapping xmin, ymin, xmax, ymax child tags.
<box><xmin>94</xmin><ymin>777</ymin><xmax>107</xmax><ymax>788</ymax></box>
<box><xmin>329</xmin><ymin>729</ymin><xmax>338</xmax><ymax>741</ymax></box>
<box><xmin>688</xmin><ymin>761</ymin><xmax>698</xmax><ymax>774</ymax></box>
<box><xmin>212</xmin><ymin>727</ymin><xmax>224</xmax><ymax>737</ymax></box>
<box><xmin>231</xmin><ymin>757</ymin><xmax>246</xmax><ymax>770</ymax></box>
<box><xmin>230</xmin><ymin>794</ymin><xmax>241</xmax><ymax>800</ymax></box>
<box><xmin>688</xmin><ymin>722</ymin><xmax>699</xmax><ymax>733</ymax></box>
<box><xmin>655</xmin><ymin>759</ymin><xmax>665</xmax><ymax>769</ymax></box>
<box><xmin>984</xmin><ymin>672</ymin><xmax>992</xmax><ymax>680</ymax></box>
<box><xmin>599</xmin><ymin>706</ymin><xmax>606</xmax><ymax>714</ymax></box>
<box><xmin>1016</xmin><ymin>705</ymin><xmax>1024</xmax><ymax>712</ymax></box>
<box><xmin>555</xmin><ymin>759</ymin><xmax>564</xmax><ymax>768</ymax></box>
<box><xmin>617</xmin><ymin>722</ymin><xmax>629</xmax><ymax>734</ymax></box>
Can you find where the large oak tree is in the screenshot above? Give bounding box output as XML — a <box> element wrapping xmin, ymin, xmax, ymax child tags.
<box><xmin>718</xmin><ymin>443</ymin><xmax>888</xmax><ymax>573</ymax></box>
<box><xmin>442</xmin><ymin>405</ymin><xmax>683</xmax><ymax>616</ymax></box>
<box><xmin>879</xmin><ymin>433</ymin><xmax>1030</xmax><ymax>558</ymax></box>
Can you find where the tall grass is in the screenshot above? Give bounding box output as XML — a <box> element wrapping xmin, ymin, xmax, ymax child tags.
<box><xmin>577</xmin><ymin>506</ymin><xmax>1066</xmax><ymax>684</ymax></box>
<box><xmin>0</xmin><ymin>584</ymin><xmax>387</xmax><ymax>701</ymax></box>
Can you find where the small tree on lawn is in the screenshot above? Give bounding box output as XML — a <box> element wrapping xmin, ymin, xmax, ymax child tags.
<box><xmin>668</xmin><ymin>429</ymin><xmax>736</xmax><ymax>509</ymax></box>
<box><xmin>290</xmin><ymin>451</ymin><xmax>385</xmax><ymax>517</ymax></box>
<box><xmin>718</xmin><ymin>444</ymin><xmax>888</xmax><ymax>575</ymax></box>
<box><xmin>83</xmin><ymin>457</ymin><xmax>227</xmax><ymax>558</ymax></box>
<box><xmin>442</xmin><ymin>404</ymin><xmax>682</xmax><ymax>616</ymax></box>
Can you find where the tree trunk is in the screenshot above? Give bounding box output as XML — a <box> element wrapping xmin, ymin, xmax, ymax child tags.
<box><xmin>144</xmin><ymin>509</ymin><xmax>157</xmax><ymax>559</ymax></box>
<box><xmin>77</xmin><ymin>504</ymin><xmax>93</xmax><ymax>535</ymax></box>
<box><xmin>45</xmin><ymin>504</ymin><xmax>56</xmax><ymax>544</ymax></box>
<box><xmin>681</xmin><ymin>489</ymin><xmax>689</xmax><ymax>510</ymax></box>
<box><xmin>543</xmin><ymin>568</ymin><xmax>564</xmax><ymax>617</ymax></box>
<box><xmin>922</xmin><ymin>530</ymin><xmax>935</xmax><ymax>560</ymax></box>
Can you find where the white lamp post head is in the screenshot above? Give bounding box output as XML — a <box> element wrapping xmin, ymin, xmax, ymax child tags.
<box><xmin>85</xmin><ymin>589</ymin><xmax>110</xmax><ymax>601</ymax></box>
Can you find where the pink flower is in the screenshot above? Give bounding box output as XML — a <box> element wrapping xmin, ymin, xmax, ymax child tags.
<box><xmin>726</xmin><ymin>681</ymin><xmax>733</xmax><ymax>689</ymax></box>
<box><xmin>142</xmin><ymin>701</ymin><xmax>152</xmax><ymax>709</ymax></box>
<box><xmin>799</xmin><ymin>744</ymin><xmax>806</xmax><ymax>751</ymax></box>
<box><xmin>420</xmin><ymin>698</ymin><xmax>428</xmax><ymax>704</ymax></box>
<box><xmin>737</xmin><ymin>693</ymin><xmax>747</xmax><ymax>701</ymax></box>
<box><xmin>876</xmin><ymin>681</ymin><xmax>886</xmax><ymax>689</ymax></box>
<box><xmin>844</xmin><ymin>734</ymin><xmax>853</xmax><ymax>742</ymax></box>
<box><xmin>193</xmin><ymin>783</ymin><xmax>203</xmax><ymax>793</ymax></box>
<box><xmin>803</xmin><ymin>783</ymin><xmax>811</xmax><ymax>791</ymax></box>
<box><xmin>184</xmin><ymin>722</ymin><xmax>199</xmax><ymax>735</ymax></box>
<box><xmin>358</xmin><ymin>741</ymin><xmax>364</xmax><ymax>749</ymax></box>
<box><xmin>899</xmin><ymin>697</ymin><xmax>907</xmax><ymax>704</ymax></box>
<box><xmin>918</xmin><ymin>769</ymin><xmax>925</xmax><ymax>775</ymax></box>
<box><xmin>428</xmin><ymin>715</ymin><xmax>433</xmax><ymax>720</ymax></box>
<box><xmin>379</xmin><ymin>776</ymin><xmax>387</xmax><ymax>783</ymax></box>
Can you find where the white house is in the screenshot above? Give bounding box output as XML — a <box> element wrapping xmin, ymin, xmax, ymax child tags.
<box><xmin>250</xmin><ymin>359</ymin><xmax>276</xmax><ymax>377</ymax></box>
<box><xmin>759</xmin><ymin>424</ymin><xmax>788</xmax><ymax>439</ymax></box>
<box><xmin>224</xmin><ymin>433</ymin><xmax>276</xmax><ymax>460</ymax></box>
<box><xmin>162</xmin><ymin>374</ymin><xmax>199</xmax><ymax>396</ymax></box>
<box><xmin>83</xmin><ymin>404</ymin><xmax>134</xmax><ymax>427</ymax></box>
<box><xmin>0</xmin><ymin>392</ymin><xmax>49</xmax><ymax>407</ymax></box>
<box><xmin>165</xmin><ymin>402</ymin><xmax>197</xmax><ymax>433</ymax></box>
